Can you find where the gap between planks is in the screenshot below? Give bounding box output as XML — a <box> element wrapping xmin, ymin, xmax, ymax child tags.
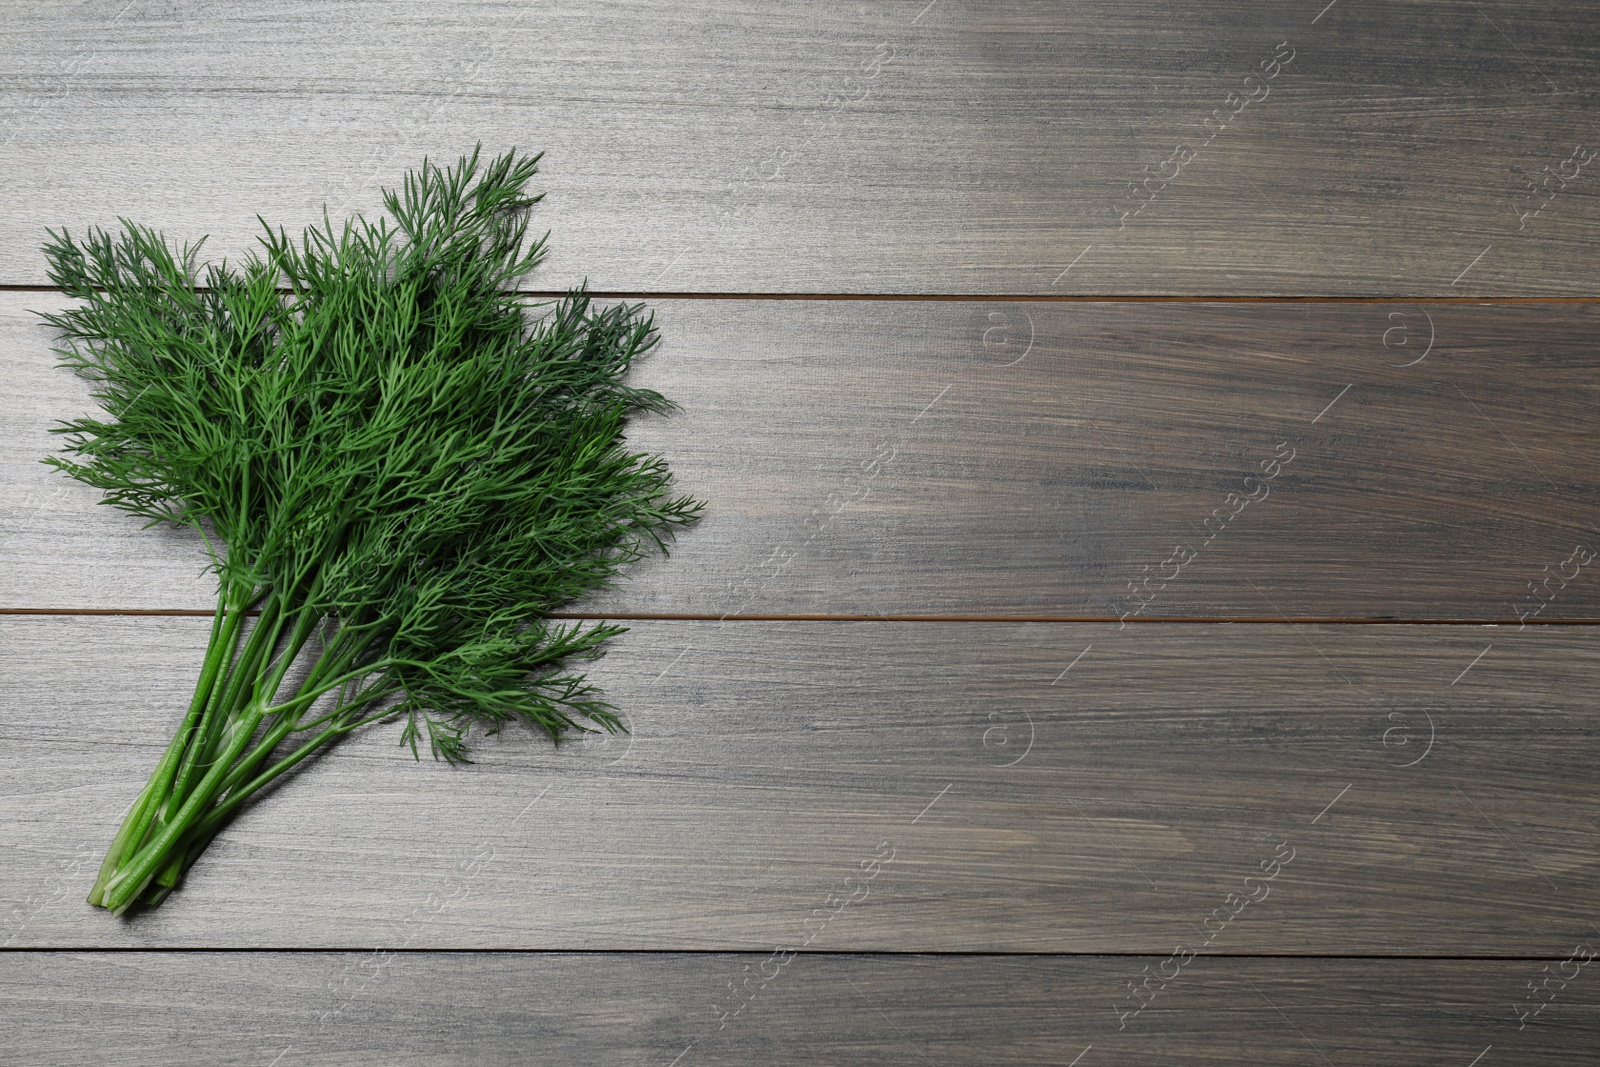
<box><xmin>3</xmin><ymin>947</ymin><xmax>1594</xmax><ymax>961</ymax></box>
<box><xmin>1</xmin><ymin>608</ymin><xmax>1597</xmax><ymax>625</ymax></box>
<box><xmin>2</xmin><ymin>283</ymin><xmax>1599</xmax><ymax>303</ymax></box>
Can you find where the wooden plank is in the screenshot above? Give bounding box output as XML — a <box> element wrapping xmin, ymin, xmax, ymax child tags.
<box><xmin>6</xmin><ymin>293</ymin><xmax>1599</xmax><ymax>618</ymax></box>
<box><xmin>3</xmin><ymin>1</ymin><xmax>1599</xmax><ymax>295</ymax></box>
<box><xmin>2</xmin><ymin>950</ymin><xmax>1596</xmax><ymax>1065</ymax></box>
<box><xmin>4</xmin><ymin>615</ymin><xmax>1596</xmax><ymax>952</ymax></box>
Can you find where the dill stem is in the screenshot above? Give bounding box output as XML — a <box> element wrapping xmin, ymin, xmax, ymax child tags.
<box><xmin>165</xmin><ymin>590</ymin><xmax>281</xmax><ymax>821</ymax></box>
<box><xmin>146</xmin><ymin>599</ymin><xmax>328</xmax><ymax>893</ymax></box>
<box><xmin>165</xmin><ymin>648</ymin><xmax>399</xmax><ymax>887</ymax></box>
<box><xmin>100</xmin><ymin>693</ymin><xmax>275</xmax><ymax>914</ymax></box>
<box><xmin>184</xmin><ymin>714</ymin><xmax>362</xmax><ymax>854</ymax></box>
<box><xmin>85</xmin><ymin>761</ymin><xmax>165</xmax><ymax>908</ymax></box>
<box><xmin>86</xmin><ymin>591</ymin><xmax>243</xmax><ymax>906</ymax></box>
<box><xmin>193</xmin><ymin>607</ymin><xmax>327</xmax><ymax>803</ymax></box>
<box><xmin>162</xmin><ymin>591</ymin><xmax>259</xmax><ymax>820</ymax></box>
<box><xmin>209</xmin><ymin>625</ymin><xmax>373</xmax><ymax>797</ymax></box>
<box><xmin>99</xmin><ymin>584</ymin><xmax>320</xmax><ymax>909</ymax></box>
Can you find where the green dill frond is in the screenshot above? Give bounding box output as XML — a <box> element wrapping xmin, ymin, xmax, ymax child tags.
<box><xmin>40</xmin><ymin>145</ymin><xmax>702</xmax><ymax>912</ymax></box>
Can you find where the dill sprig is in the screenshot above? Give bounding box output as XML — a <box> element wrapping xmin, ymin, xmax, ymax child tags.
<box><xmin>39</xmin><ymin>146</ymin><xmax>702</xmax><ymax>914</ymax></box>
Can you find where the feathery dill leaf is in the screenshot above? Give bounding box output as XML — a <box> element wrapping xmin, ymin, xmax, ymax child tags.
<box><xmin>39</xmin><ymin>145</ymin><xmax>702</xmax><ymax>914</ymax></box>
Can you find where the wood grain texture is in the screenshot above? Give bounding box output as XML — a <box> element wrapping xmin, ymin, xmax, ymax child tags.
<box><xmin>3</xmin><ymin>1</ymin><xmax>1599</xmax><ymax>294</ymax></box>
<box><xmin>7</xmin><ymin>3</ymin><xmax>1600</xmax><ymax>1057</ymax></box>
<box><xmin>4</xmin><ymin>616</ymin><xmax>1596</xmax><ymax>953</ymax></box>
<box><xmin>3</xmin><ymin>951</ymin><xmax>1597</xmax><ymax>1065</ymax></box>
<box><xmin>7</xmin><ymin>294</ymin><xmax>1598</xmax><ymax>618</ymax></box>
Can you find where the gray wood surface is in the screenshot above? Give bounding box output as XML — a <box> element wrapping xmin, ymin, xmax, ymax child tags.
<box><xmin>2</xmin><ymin>1</ymin><xmax>1599</xmax><ymax>295</ymax></box>
<box><xmin>6</xmin><ymin>2</ymin><xmax>1600</xmax><ymax>1061</ymax></box>
<box><xmin>5</xmin><ymin>615</ymin><xmax>1596</xmax><ymax>953</ymax></box>
<box><xmin>7</xmin><ymin>293</ymin><xmax>1599</xmax><ymax>618</ymax></box>
<box><xmin>3</xmin><ymin>951</ymin><xmax>1596</xmax><ymax>1065</ymax></box>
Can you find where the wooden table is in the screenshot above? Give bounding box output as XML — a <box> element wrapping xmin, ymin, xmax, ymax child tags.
<box><xmin>4</xmin><ymin>2</ymin><xmax>1599</xmax><ymax>1062</ymax></box>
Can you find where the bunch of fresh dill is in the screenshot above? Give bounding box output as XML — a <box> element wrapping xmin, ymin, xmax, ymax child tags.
<box><xmin>39</xmin><ymin>146</ymin><xmax>701</xmax><ymax>914</ymax></box>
